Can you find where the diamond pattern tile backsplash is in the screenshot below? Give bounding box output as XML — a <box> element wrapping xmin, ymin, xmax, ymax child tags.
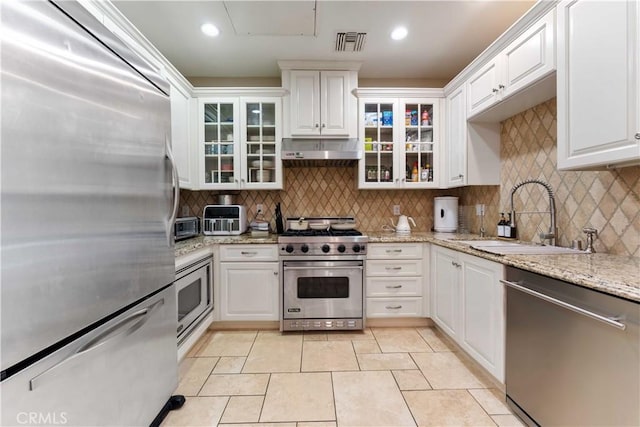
<box><xmin>179</xmin><ymin>98</ymin><xmax>639</xmax><ymax>257</ymax></box>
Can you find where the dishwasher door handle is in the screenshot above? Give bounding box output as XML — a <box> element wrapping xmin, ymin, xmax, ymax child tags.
<box><xmin>500</xmin><ymin>279</ymin><xmax>626</xmax><ymax>330</ymax></box>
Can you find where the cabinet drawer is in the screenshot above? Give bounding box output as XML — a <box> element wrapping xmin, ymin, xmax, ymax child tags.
<box><xmin>367</xmin><ymin>243</ymin><xmax>423</xmax><ymax>259</ymax></box>
<box><xmin>219</xmin><ymin>244</ymin><xmax>278</xmax><ymax>262</ymax></box>
<box><xmin>366</xmin><ymin>276</ymin><xmax>423</xmax><ymax>297</ymax></box>
<box><xmin>367</xmin><ymin>259</ymin><xmax>423</xmax><ymax>277</ymax></box>
<box><xmin>366</xmin><ymin>297</ymin><xmax>423</xmax><ymax>317</ymax></box>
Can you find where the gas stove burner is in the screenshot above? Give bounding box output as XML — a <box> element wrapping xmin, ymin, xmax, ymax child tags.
<box><xmin>280</xmin><ymin>229</ymin><xmax>363</xmax><ymax>237</ymax></box>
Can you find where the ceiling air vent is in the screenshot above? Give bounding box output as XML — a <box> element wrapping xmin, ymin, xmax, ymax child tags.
<box><xmin>335</xmin><ymin>32</ymin><xmax>366</xmax><ymax>52</ymax></box>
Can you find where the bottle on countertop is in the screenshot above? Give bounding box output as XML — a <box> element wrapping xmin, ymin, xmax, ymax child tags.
<box><xmin>411</xmin><ymin>162</ymin><xmax>419</xmax><ymax>182</ymax></box>
<box><xmin>497</xmin><ymin>213</ymin><xmax>506</xmax><ymax>237</ymax></box>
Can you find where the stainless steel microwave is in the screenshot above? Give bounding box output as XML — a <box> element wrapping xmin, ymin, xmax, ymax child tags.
<box><xmin>202</xmin><ymin>205</ymin><xmax>247</xmax><ymax>235</ymax></box>
<box><xmin>174</xmin><ymin>217</ymin><xmax>200</xmax><ymax>241</ymax></box>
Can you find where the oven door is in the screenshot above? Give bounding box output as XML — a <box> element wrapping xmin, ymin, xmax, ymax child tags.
<box><xmin>175</xmin><ymin>257</ymin><xmax>212</xmax><ymax>340</ymax></box>
<box><xmin>282</xmin><ymin>260</ymin><xmax>363</xmax><ymax>319</ymax></box>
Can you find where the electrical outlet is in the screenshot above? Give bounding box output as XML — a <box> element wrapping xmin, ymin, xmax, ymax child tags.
<box><xmin>181</xmin><ymin>205</ymin><xmax>189</xmax><ymax>217</ymax></box>
<box><xmin>256</xmin><ymin>203</ymin><xmax>264</xmax><ymax>213</ymax></box>
<box><xmin>393</xmin><ymin>205</ymin><xmax>401</xmax><ymax>216</ymax></box>
<box><xmin>475</xmin><ymin>204</ymin><xmax>485</xmax><ymax>216</ymax></box>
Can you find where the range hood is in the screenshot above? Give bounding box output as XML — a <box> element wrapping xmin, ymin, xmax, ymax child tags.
<box><xmin>281</xmin><ymin>138</ymin><xmax>362</xmax><ymax>167</ymax></box>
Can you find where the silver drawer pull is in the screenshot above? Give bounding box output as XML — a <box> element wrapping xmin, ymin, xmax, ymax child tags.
<box><xmin>385</xmin><ymin>266</ymin><xmax>402</xmax><ymax>271</ymax></box>
<box><xmin>500</xmin><ymin>279</ymin><xmax>626</xmax><ymax>330</ymax></box>
<box><xmin>386</xmin><ymin>249</ymin><xmax>402</xmax><ymax>253</ymax></box>
<box><xmin>386</xmin><ymin>285</ymin><xmax>403</xmax><ymax>289</ymax></box>
<box><xmin>385</xmin><ymin>305</ymin><xmax>402</xmax><ymax>310</ymax></box>
<box><xmin>241</xmin><ymin>251</ymin><xmax>258</xmax><ymax>256</ymax></box>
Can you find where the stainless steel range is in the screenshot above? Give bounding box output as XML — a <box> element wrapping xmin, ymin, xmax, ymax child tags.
<box><xmin>279</xmin><ymin>217</ymin><xmax>367</xmax><ymax>331</ymax></box>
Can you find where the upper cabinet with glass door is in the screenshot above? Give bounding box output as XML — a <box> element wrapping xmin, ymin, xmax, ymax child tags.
<box><xmin>200</xmin><ymin>99</ymin><xmax>239</xmax><ymax>189</ymax></box>
<box><xmin>241</xmin><ymin>98</ymin><xmax>282</xmax><ymax>189</ymax></box>
<box><xmin>356</xmin><ymin>90</ymin><xmax>442</xmax><ymax>189</ymax></box>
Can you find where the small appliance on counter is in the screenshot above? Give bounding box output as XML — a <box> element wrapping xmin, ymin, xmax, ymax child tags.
<box><xmin>203</xmin><ymin>205</ymin><xmax>247</xmax><ymax>235</ymax></box>
<box><xmin>434</xmin><ymin>196</ymin><xmax>459</xmax><ymax>232</ymax></box>
<box><xmin>174</xmin><ymin>217</ymin><xmax>200</xmax><ymax>241</ymax></box>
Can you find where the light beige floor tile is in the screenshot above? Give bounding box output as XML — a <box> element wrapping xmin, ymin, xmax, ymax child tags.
<box><xmin>392</xmin><ymin>370</ymin><xmax>432</xmax><ymax>391</ymax></box>
<box><xmin>301</xmin><ymin>341</ymin><xmax>358</xmax><ymax>372</ymax></box>
<box><xmin>416</xmin><ymin>327</ymin><xmax>456</xmax><ymax>352</ymax></box>
<box><xmin>198</xmin><ymin>331</ymin><xmax>257</xmax><ymax>357</ymax></box>
<box><xmin>162</xmin><ymin>396</ymin><xmax>228</xmax><ymax>426</ymax></box>
<box><xmin>243</xmin><ymin>333</ymin><xmax>302</xmax><ymax>373</ymax></box>
<box><xmin>199</xmin><ymin>373</ymin><xmax>270</xmax><ymax>396</ymax></box>
<box><xmin>186</xmin><ymin>332</ymin><xmax>214</xmax><ymax>358</ymax></box>
<box><xmin>260</xmin><ymin>373</ymin><xmax>335</xmax><ymax>422</ymax></box>
<box><xmin>303</xmin><ymin>332</ymin><xmax>327</xmax><ymax>341</ymax></box>
<box><xmin>468</xmin><ymin>389</ymin><xmax>511</xmax><ymax>415</ymax></box>
<box><xmin>403</xmin><ymin>390</ymin><xmax>496</xmax><ymax>427</ymax></box>
<box><xmin>372</xmin><ymin>328</ymin><xmax>432</xmax><ymax>353</ymax></box>
<box><xmin>213</xmin><ymin>356</ymin><xmax>246</xmax><ymax>374</ymax></box>
<box><xmin>357</xmin><ymin>353</ymin><xmax>417</xmax><ymax>370</ymax></box>
<box><xmin>491</xmin><ymin>415</ymin><xmax>526</xmax><ymax>426</ymax></box>
<box><xmin>332</xmin><ymin>371</ymin><xmax>416</xmax><ymax>427</ymax></box>
<box><xmin>175</xmin><ymin>357</ymin><xmax>219</xmax><ymax>396</ymax></box>
<box><xmin>325</xmin><ymin>328</ymin><xmax>375</xmax><ymax>340</ymax></box>
<box><xmin>411</xmin><ymin>352</ymin><xmax>487</xmax><ymax>389</ymax></box>
<box><xmin>297</xmin><ymin>422</ymin><xmax>337</xmax><ymax>427</ymax></box>
<box><xmin>220</xmin><ymin>395</ymin><xmax>264</xmax><ymax>423</ymax></box>
<box><xmin>218</xmin><ymin>424</ymin><xmax>296</xmax><ymax>427</ymax></box>
<box><xmin>352</xmin><ymin>340</ymin><xmax>381</xmax><ymax>354</ymax></box>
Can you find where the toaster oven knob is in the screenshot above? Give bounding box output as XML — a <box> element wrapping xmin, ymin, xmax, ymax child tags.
<box><xmin>321</xmin><ymin>244</ymin><xmax>330</xmax><ymax>253</ymax></box>
<box><xmin>337</xmin><ymin>244</ymin><xmax>346</xmax><ymax>253</ymax></box>
<box><xmin>301</xmin><ymin>244</ymin><xmax>309</xmax><ymax>253</ymax></box>
<box><xmin>285</xmin><ymin>244</ymin><xmax>294</xmax><ymax>253</ymax></box>
<box><xmin>352</xmin><ymin>244</ymin><xmax>361</xmax><ymax>253</ymax></box>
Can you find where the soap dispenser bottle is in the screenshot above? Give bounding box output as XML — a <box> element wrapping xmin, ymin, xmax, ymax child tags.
<box><xmin>497</xmin><ymin>213</ymin><xmax>505</xmax><ymax>237</ymax></box>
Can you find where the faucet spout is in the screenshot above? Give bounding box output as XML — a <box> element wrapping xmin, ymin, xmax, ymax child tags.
<box><xmin>509</xmin><ymin>179</ymin><xmax>557</xmax><ymax>246</ymax></box>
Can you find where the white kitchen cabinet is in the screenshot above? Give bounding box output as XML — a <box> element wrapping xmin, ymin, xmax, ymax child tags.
<box><xmin>430</xmin><ymin>245</ymin><xmax>505</xmax><ymax>382</ymax></box>
<box><xmin>285</xmin><ymin>69</ymin><xmax>357</xmax><ymax>137</ymax></box>
<box><xmin>443</xmin><ymin>85</ymin><xmax>501</xmax><ymax>188</ymax></box>
<box><xmin>366</xmin><ymin>243</ymin><xmax>428</xmax><ymax>318</ymax></box>
<box><xmin>557</xmin><ymin>0</ymin><xmax>640</xmax><ymax>169</ymax></box>
<box><xmin>198</xmin><ymin>96</ymin><xmax>282</xmax><ymax>190</ymax></box>
<box><xmin>168</xmin><ymin>75</ymin><xmax>197</xmax><ymax>190</ymax></box>
<box><xmin>356</xmin><ymin>90</ymin><xmax>442</xmax><ymax>189</ymax></box>
<box><xmin>219</xmin><ymin>244</ymin><xmax>279</xmax><ymax>321</ymax></box>
<box><xmin>467</xmin><ymin>10</ymin><xmax>556</xmax><ymax>118</ymax></box>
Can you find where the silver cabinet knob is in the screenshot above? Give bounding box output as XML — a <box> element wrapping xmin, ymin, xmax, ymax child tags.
<box><xmin>492</xmin><ymin>88</ymin><xmax>499</xmax><ymax>93</ymax></box>
<box><xmin>322</xmin><ymin>123</ymin><xmax>326</xmax><ymax>128</ymax></box>
<box><xmin>315</xmin><ymin>123</ymin><xmax>319</xmax><ymax>128</ymax></box>
<box><xmin>635</xmin><ymin>132</ymin><xmax>640</xmax><ymax>140</ymax></box>
<box><xmin>498</xmin><ymin>84</ymin><xmax>505</xmax><ymax>89</ymax></box>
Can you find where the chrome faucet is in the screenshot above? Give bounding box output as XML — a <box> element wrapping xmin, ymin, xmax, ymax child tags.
<box><xmin>509</xmin><ymin>179</ymin><xmax>557</xmax><ymax>246</ymax></box>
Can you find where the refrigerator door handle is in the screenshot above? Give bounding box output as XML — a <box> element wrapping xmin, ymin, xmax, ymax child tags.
<box><xmin>29</xmin><ymin>298</ymin><xmax>165</xmax><ymax>391</ymax></box>
<box><xmin>166</xmin><ymin>136</ymin><xmax>180</xmax><ymax>247</ymax></box>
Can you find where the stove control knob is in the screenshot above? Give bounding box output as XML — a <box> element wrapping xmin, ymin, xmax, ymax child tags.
<box><xmin>321</xmin><ymin>244</ymin><xmax>331</xmax><ymax>253</ymax></box>
<box><xmin>337</xmin><ymin>244</ymin><xmax>346</xmax><ymax>253</ymax></box>
<box><xmin>301</xmin><ymin>244</ymin><xmax>309</xmax><ymax>253</ymax></box>
<box><xmin>285</xmin><ymin>244</ymin><xmax>294</xmax><ymax>253</ymax></box>
<box><xmin>352</xmin><ymin>245</ymin><xmax>361</xmax><ymax>253</ymax></box>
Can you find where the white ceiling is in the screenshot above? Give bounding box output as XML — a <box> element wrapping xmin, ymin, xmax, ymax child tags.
<box><xmin>113</xmin><ymin>0</ymin><xmax>536</xmax><ymax>82</ymax></box>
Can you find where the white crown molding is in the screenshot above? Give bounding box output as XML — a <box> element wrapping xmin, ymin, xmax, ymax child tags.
<box><xmin>193</xmin><ymin>87</ymin><xmax>288</xmax><ymax>98</ymax></box>
<box><xmin>353</xmin><ymin>87</ymin><xmax>445</xmax><ymax>98</ymax></box>
<box><xmin>277</xmin><ymin>60</ymin><xmax>363</xmax><ymax>71</ymax></box>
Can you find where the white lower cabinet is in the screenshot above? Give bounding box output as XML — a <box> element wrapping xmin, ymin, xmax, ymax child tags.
<box><xmin>366</xmin><ymin>243</ymin><xmax>428</xmax><ymax>318</ymax></box>
<box><xmin>430</xmin><ymin>245</ymin><xmax>505</xmax><ymax>383</ymax></box>
<box><xmin>219</xmin><ymin>245</ymin><xmax>279</xmax><ymax>321</ymax></box>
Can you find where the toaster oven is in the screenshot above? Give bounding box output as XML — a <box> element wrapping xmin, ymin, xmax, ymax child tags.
<box><xmin>203</xmin><ymin>205</ymin><xmax>247</xmax><ymax>235</ymax></box>
<box><xmin>174</xmin><ymin>217</ymin><xmax>200</xmax><ymax>241</ymax></box>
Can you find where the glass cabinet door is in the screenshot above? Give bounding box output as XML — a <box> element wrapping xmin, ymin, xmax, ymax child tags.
<box><xmin>363</xmin><ymin>102</ymin><xmax>395</xmax><ymax>184</ymax></box>
<box><xmin>244</xmin><ymin>101</ymin><xmax>277</xmax><ymax>185</ymax></box>
<box><xmin>203</xmin><ymin>102</ymin><xmax>236</xmax><ymax>185</ymax></box>
<box><xmin>402</xmin><ymin>102</ymin><xmax>435</xmax><ymax>184</ymax></box>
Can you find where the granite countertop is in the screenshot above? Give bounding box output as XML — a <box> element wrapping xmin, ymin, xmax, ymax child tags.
<box><xmin>366</xmin><ymin>230</ymin><xmax>640</xmax><ymax>303</ymax></box>
<box><xmin>174</xmin><ymin>231</ymin><xmax>639</xmax><ymax>303</ymax></box>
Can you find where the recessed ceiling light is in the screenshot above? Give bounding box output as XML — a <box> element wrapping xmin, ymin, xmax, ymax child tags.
<box><xmin>390</xmin><ymin>26</ymin><xmax>408</xmax><ymax>41</ymax></box>
<box><xmin>201</xmin><ymin>23</ymin><xmax>220</xmax><ymax>37</ymax></box>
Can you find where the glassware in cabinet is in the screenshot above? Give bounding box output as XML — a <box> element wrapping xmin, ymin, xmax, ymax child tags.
<box><xmin>243</xmin><ymin>100</ymin><xmax>278</xmax><ymax>185</ymax></box>
<box><xmin>203</xmin><ymin>102</ymin><xmax>236</xmax><ymax>185</ymax></box>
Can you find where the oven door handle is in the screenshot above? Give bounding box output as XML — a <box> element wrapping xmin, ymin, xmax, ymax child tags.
<box><xmin>283</xmin><ymin>266</ymin><xmax>363</xmax><ymax>271</ymax></box>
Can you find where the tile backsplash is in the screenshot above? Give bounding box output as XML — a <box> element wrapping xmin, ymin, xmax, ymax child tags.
<box><xmin>179</xmin><ymin>98</ymin><xmax>639</xmax><ymax>258</ymax></box>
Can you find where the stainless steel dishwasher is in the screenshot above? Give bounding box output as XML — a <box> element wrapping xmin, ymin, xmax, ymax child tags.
<box><xmin>502</xmin><ymin>267</ymin><xmax>639</xmax><ymax>426</ymax></box>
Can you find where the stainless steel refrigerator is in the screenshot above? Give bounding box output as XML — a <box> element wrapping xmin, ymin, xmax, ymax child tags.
<box><xmin>1</xmin><ymin>1</ymin><xmax>180</xmax><ymax>425</ymax></box>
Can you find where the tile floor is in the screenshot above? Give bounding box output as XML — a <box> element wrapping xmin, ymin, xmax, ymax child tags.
<box><xmin>163</xmin><ymin>327</ymin><xmax>526</xmax><ymax>427</ymax></box>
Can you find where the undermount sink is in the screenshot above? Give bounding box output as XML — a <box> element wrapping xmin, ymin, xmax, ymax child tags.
<box><xmin>455</xmin><ymin>240</ymin><xmax>584</xmax><ymax>255</ymax></box>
